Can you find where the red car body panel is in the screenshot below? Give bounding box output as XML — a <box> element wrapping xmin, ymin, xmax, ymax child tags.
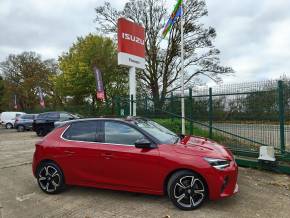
<box><xmin>33</xmin><ymin>124</ymin><xmax>238</xmax><ymax>200</ymax></box>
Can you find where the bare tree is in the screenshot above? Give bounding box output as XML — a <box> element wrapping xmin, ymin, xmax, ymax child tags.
<box><xmin>95</xmin><ymin>0</ymin><xmax>234</xmax><ymax>108</ymax></box>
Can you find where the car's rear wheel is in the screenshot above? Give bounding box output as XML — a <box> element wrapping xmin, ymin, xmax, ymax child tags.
<box><xmin>36</xmin><ymin>128</ymin><xmax>45</xmax><ymax>137</ymax></box>
<box><xmin>17</xmin><ymin>125</ymin><xmax>25</xmax><ymax>132</ymax></box>
<box><xmin>5</xmin><ymin>123</ymin><xmax>13</xmax><ymax>129</ymax></box>
<box><xmin>167</xmin><ymin>170</ymin><xmax>207</xmax><ymax>210</ymax></box>
<box><xmin>36</xmin><ymin>162</ymin><xmax>65</xmax><ymax>194</ymax></box>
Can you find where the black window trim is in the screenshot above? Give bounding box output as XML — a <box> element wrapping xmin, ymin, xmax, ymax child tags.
<box><xmin>60</xmin><ymin>119</ymin><xmax>158</xmax><ymax>148</ymax></box>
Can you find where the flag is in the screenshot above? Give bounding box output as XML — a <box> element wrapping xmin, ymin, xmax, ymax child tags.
<box><xmin>38</xmin><ymin>87</ymin><xmax>45</xmax><ymax>108</ymax></box>
<box><xmin>162</xmin><ymin>0</ymin><xmax>183</xmax><ymax>38</ymax></box>
<box><xmin>14</xmin><ymin>94</ymin><xmax>18</xmax><ymax>110</ymax></box>
<box><xmin>93</xmin><ymin>66</ymin><xmax>105</xmax><ymax>101</ymax></box>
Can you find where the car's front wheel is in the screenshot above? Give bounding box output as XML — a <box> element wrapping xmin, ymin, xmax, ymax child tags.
<box><xmin>167</xmin><ymin>170</ymin><xmax>207</xmax><ymax>210</ymax></box>
<box><xmin>5</xmin><ymin>123</ymin><xmax>13</xmax><ymax>129</ymax></box>
<box><xmin>36</xmin><ymin>162</ymin><xmax>65</xmax><ymax>194</ymax></box>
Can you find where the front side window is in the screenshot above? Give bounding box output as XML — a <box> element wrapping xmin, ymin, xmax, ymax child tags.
<box><xmin>105</xmin><ymin>121</ymin><xmax>145</xmax><ymax>145</ymax></box>
<box><xmin>37</xmin><ymin>113</ymin><xmax>47</xmax><ymax>119</ymax></box>
<box><xmin>63</xmin><ymin>121</ymin><xmax>100</xmax><ymax>142</ymax></box>
<box><xmin>60</xmin><ymin>112</ymin><xmax>74</xmax><ymax>121</ymax></box>
<box><xmin>48</xmin><ymin>112</ymin><xmax>59</xmax><ymax>120</ymax></box>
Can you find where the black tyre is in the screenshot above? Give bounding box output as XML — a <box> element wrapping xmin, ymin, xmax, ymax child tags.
<box><xmin>17</xmin><ymin>125</ymin><xmax>25</xmax><ymax>132</ymax></box>
<box><xmin>5</xmin><ymin>123</ymin><xmax>13</xmax><ymax>129</ymax></box>
<box><xmin>36</xmin><ymin>162</ymin><xmax>65</xmax><ymax>194</ymax></box>
<box><xmin>167</xmin><ymin>170</ymin><xmax>207</xmax><ymax>210</ymax></box>
<box><xmin>36</xmin><ymin>128</ymin><xmax>45</xmax><ymax>137</ymax></box>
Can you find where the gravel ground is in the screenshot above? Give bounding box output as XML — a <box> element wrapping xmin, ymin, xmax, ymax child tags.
<box><xmin>0</xmin><ymin>127</ymin><xmax>290</xmax><ymax>218</ymax></box>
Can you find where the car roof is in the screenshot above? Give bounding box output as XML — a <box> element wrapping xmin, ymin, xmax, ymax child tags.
<box><xmin>38</xmin><ymin>111</ymin><xmax>76</xmax><ymax>115</ymax></box>
<box><xmin>58</xmin><ymin>116</ymin><xmax>148</xmax><ymax>125</ymax></box>
<box><xmin>20</xmin><ymin>113</ymin><xmax>38</xmax><ymax>116</ymax></box>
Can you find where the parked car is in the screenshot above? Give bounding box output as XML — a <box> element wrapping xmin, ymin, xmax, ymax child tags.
<box><xmin>14</xmin><ymin>114</ymin><xmax>38</xmax><ymax>132</ymax></box>
<box><xmin>0</xmin><ymin>111</ymin><xmax>26</xmax><ymax>129</ymax></box>
<box><xmin>32</xmin><ymin>111</ymin><xmax>79</xmax><ymax>136</ymax></box>
<box><xmin>32</xmin><ymin>117</ymin><xmax>238</xmax><ymax>210</ymax></box>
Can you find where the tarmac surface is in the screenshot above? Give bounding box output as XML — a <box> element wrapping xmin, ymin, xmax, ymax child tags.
<box><xmin>0</xmin><ymin>127</ymin><xmax>289</xmax><ymax>218</ymax></box>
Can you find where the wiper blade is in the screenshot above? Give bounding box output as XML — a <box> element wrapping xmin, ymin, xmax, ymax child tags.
<box><xmin>174</xmin><ymin>136</ymin><xmax>180</xmax><ymax>144</ymax></box>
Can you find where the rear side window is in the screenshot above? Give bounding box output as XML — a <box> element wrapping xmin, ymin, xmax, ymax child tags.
<box><xmin>38</xmin><ymin>112</ymin><xmax>59</xmax><ymax>120</ymax></box>
<box><xmin>63</xmin><ymin>121</ymin><xmax>101</xmax><ymax>142</ymax></box>
<box><xmin>22</xmin><ymin>114</ymin><xmax>34</xmax><ymax>119</ymax></box>
<box><xmin>37</xmin><ymin>113</ymin><xmax>47</xmax><ymax>119</ymax></box>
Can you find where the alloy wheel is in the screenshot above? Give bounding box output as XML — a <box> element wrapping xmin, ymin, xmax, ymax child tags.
<box><xmin>173</xmin><ymin>176</ymin><xmax>205</xmax><ymax>208</ymax></box>
<box><xmin>38</xmin><ymin>165</ymin><xmax>61</xmax><ymax>193</ymax></box>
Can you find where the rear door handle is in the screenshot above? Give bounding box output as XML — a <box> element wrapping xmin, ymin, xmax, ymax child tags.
<box><xmin>64</xmin><ymin>150</ymin><xmax>75</xmax><ymax>154</ymax></box>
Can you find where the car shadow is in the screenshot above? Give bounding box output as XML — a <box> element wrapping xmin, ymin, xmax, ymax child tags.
<box><xmin>62</xmin><ymin>185</ymin><xmax>240</xmax><ymax>210</ymax></box>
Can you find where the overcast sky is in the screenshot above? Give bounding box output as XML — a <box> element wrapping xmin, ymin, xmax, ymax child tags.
<box><xmin>1</xmin><ymin>0</ymin><xmax>290</xmax><ymax>84</ymax></box>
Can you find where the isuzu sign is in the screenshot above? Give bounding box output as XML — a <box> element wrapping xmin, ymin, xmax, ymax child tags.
<box><xmin>118</xmin><ymin>18</ymin><xmax>145</xmax><ymax>69</ymax></box>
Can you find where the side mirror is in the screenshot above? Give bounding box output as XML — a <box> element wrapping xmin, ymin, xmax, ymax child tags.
<box><xmin>178</xmin><ymin>133</ymin><xmax>185</xmax><ymax>139</ymax></box>
<box><xmin>135</xmin><ymin>138</ymin><xmax>152</xmax><ymax>149</ymax></box>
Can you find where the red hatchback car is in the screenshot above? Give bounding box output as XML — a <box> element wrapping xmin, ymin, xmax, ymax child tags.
<box><xmin>32</xmin><ymin>117</ymin><xmax>238</xmax><ymax>210</ymax></box>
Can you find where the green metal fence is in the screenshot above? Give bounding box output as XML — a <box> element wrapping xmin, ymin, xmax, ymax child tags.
<box><xmin>23</xmin><ymin>79</ymin><xmax>290</xmax><ymax>172</ymax></box>
<box><xmin>115</xmin><ymin>79</ymin><xmax>290</xmax><ymax>172</ymax></box>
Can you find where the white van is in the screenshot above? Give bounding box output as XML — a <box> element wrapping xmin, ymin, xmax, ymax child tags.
<box><xmin>0</xmin><ymin>112</ymin><xmax>26</xmax><ymax>129</ymax></box>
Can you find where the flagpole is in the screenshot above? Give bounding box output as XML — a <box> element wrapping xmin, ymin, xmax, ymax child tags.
<box><xmin>181</xmin><ymin>2</ymin><xmax>185</xmax><ymax>135</ymax></box>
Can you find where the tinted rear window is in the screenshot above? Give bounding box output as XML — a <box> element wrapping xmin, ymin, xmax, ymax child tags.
<box><xmin>63</xmin><ymin>121</ymin><xmax>101</xmax><ymax>142</ymax></box>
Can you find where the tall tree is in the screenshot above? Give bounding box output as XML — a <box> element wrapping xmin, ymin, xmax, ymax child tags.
<box><xmin>0</xmin><ymin>52</ymin><xmax>58</xmax><ymax>110</ymax></box>
<box><xmin>58</xmin><ymin>34</ymin><xmax>128</xmax><ymax>108</ymax></box>
<box><xmin>95</xmin><ymin>0</ymin><xmax>234</xmax><ymax>108</ymax></box>
<box><xmin>0</xmin><ymin>75</ymin><xmax>4</xmax><ymax>111</ymax></box>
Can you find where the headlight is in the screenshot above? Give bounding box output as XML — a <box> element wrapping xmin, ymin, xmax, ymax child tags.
<box><xmin>204</xmin><ymin>157</ymin><xmax>230</xmax><ymax>170</ymax></box>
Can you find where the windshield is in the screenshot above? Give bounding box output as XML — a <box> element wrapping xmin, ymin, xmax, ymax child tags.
<box><xmin>134</xmin><ymin>119</ymin><xmax>179</xmax><ymax>144</ymax></box>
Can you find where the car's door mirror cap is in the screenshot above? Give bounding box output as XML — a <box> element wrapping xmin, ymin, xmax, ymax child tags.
<box><xmin>135</xmin><ymin>138</ymin><xmax>152</xmax><ymax>149</ymax></box>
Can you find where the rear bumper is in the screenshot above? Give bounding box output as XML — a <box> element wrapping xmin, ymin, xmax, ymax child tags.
<box><xmin>206</xmin><ymin>160</ymin><xmax>238</xmax><ymax>200</ymax></box>
<box><xmin>32</xmin><ymin>151</ymin><xmax>38</xmax><ymax>177</ymax></box>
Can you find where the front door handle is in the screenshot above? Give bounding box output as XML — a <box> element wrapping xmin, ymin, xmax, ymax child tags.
<box><xmin>64</xmin><ymin>150</ymin><xmax>75</xmax><ymax>154</ymax></box>
<box><xmin>101</xmin><ymin>153</ymin><xmax>113</xmax><ymax>159</ymax></box>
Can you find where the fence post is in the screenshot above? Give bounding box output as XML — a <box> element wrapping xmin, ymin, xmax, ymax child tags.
<box><xmin>130</xmin><ymin>94</ymin><xmax>134</xmax><ymax>116</ymax></box>
<box><xmin>144</xmin><ymin>96</ymin><xmax>148</xmax><ymax>116</ymax></box>
<box><xmin>116</xmin><ymin>96</ymin><xmax>120</xmax><ymax>116</ymax></box>
<box><xmin>208</xmin><ymin>87</ymin><xmax>213</xmax><ymax>139</ymax></box>
<box><xmin>278</xmin><ymin>80</ymin><xmax>285</xmax><ymax>155</ymax></box>
<box><xmin>171</xmin><ymin>92</ymin><xmax>174</xmax><ymax>121</ymax></box>
<box><xmin>189</xmin><ymin>88</ymin><xmax>193</xmax><ymax>135</ymax></box>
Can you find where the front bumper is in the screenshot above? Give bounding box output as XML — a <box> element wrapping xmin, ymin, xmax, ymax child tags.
<box><xmin>206</xmin><ymin>160</ymin><xmax>238</xmax><ymax>200</ymax></box>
